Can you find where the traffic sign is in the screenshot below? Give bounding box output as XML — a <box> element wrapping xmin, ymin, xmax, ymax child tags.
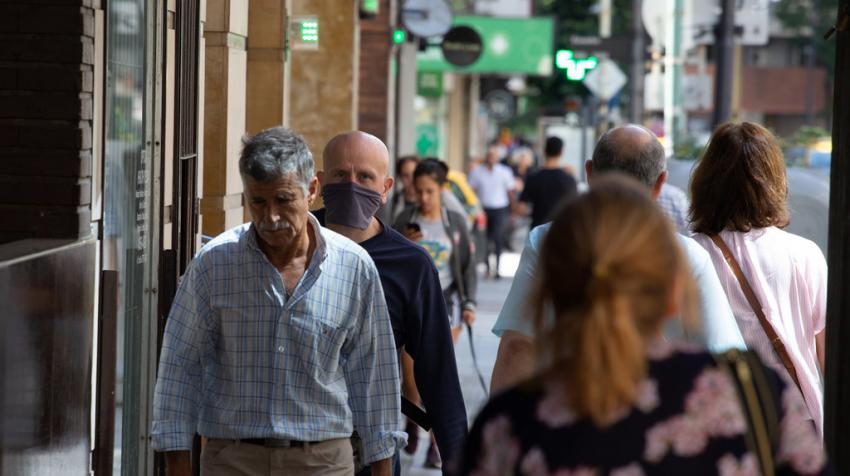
<box><xmin>582</xmin><ymin>59</ymin><xmax>627</xmax><ymax>100</ymax></box>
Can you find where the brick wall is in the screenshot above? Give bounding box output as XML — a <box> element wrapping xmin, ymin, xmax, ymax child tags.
<box><xmin>0</xmin><ymin>0</ymin><xmax>96</xmax><ymax>243</ymax></box>
<box><xmin>358</xmin><ymin>0</ymin><xmax>392</xmax><ymax>144</ymax></box>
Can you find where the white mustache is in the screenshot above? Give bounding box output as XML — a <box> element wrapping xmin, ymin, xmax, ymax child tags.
<box><xmin>260</xmin><ymin>221</ymin><xmax>291</xmax><ymax>231</ymax></box>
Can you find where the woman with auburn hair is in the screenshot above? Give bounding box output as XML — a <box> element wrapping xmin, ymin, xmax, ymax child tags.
<box><xmin>456</xmin><ymin>175</ymin><xmax>826</xmax><ymax>475</ymax></box>
<box><xmin>689</xmin><ymin>122</ymin><xmax>827</xmax><ymax>436</ymax></box>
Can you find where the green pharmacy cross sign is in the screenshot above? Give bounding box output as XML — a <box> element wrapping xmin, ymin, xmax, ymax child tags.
<box><xmin>556</xmin><ymin>50</ymin><xmax>598</xmax><ymax>81</ymax></box>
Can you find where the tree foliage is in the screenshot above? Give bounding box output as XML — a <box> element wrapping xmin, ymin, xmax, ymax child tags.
<box><xmin>773</xmin><ymin>0</ymin><xmax>839</xmax><ymax>77</ymax></box>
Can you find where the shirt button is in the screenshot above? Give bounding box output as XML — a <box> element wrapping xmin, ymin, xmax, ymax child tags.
<box><xmin>277</xmin><ymin>346</ymin><xmax>285</xmax><ymax>353</ymax></box>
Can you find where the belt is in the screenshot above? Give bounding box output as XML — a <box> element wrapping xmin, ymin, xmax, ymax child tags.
<box><xmin>238</xmin><ymin>438</ymin><xmax>318</xmax><ymax>448</ymax></box>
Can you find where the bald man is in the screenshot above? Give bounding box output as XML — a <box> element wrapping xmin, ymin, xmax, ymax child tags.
<box><xmin>314</xmin><ymin>132</ymin><xmax>467</xmax><ymax>473</ymax></box>
<box><xmin>489</xmin><ymin>124</ymin><xmax>745</xmax><ymax>392</ymax></box>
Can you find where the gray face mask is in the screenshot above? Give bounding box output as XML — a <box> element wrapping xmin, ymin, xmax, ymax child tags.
<box><xmin>322</xmin><ymin>181</ymin><xmax>383</xmax><ymax>230</ymax></box>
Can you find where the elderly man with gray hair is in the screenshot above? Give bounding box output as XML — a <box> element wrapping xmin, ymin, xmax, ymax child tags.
<box><xmin>489</xmin><ymin>124</ymin><xmax>745</xmax><ymax>393</ymax></box>
<box><xmin>151</xmin><ymin>127</ymin><xmax>404</xmax><ymax>476</ymax></box>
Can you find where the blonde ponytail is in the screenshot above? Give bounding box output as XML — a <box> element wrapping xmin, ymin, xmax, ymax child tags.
<box><xmin>533</xmin><ymin>175</ymin><xmax>690</xmax><ymax>427</ymax></box>
<box><xmin>571</xmin><ymin>288</ymin><xmax>646</xmax><ymax>425</ymax></box>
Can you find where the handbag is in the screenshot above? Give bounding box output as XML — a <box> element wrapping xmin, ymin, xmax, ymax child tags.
<box><xmin>714</xmin><ymin>349</ymin><xmax>781</xmax><ymax>476</ymax></box>
<box><xmin>708</xmin><ymin>234</ymin><xmax>803</xmax><ymax>393</ymax></box>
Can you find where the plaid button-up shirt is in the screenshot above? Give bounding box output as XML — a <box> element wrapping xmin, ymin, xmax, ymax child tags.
<box><xmin>151</xmin><ymin>214</ymin><xmax>405</xmax><ymax>463</ymax></box>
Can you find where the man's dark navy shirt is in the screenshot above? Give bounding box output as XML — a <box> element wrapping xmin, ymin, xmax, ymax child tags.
<box><xmin>314</xmin><ymin>209</ymin><xmax>468</xmax><ymax>466</ymax></box>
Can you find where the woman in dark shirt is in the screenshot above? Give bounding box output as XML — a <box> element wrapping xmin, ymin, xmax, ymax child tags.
<box><xmin>456</xmin><ymin>175</ymin><xmax>828</xmax><ymax>476</ymax></box>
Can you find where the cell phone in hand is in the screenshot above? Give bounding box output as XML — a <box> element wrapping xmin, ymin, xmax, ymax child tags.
<box><xmin>406</xmin><ymin>223</ymin><xmax>421</xmax><ymax>233</ymax></box>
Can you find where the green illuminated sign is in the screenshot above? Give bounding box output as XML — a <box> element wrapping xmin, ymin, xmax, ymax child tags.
<box><xmin>417</xmin><ymin>71</ymin><xmax>443</xmax><ymax>97</ymax></box>
<box><xmin>393</xmin><ymin>29</ymin><xmax>406</xmax><ymax>44</ymax></box>
<box><xmin>416</xmin><ymin>124</ymin><xmax>439</xmax><ymax>157</ymax></box>
<box><xmin>416</xmin><ymin>16</ymin><xmax>554</xmax><ymax>76</ymax></box>
<box><xmin>362</xmin><ymin>0</ymin><xmax>379</xmax><ymax>14</ymax></box>
<box><xmin>300</xmin><ymin>20</ymin><xmax>319</xmax><ymax>44</ymax></box>
<box><xmin>556</xmin><ymin>50</ymin><xmax>598</xmax><ymax>81</ymax></box>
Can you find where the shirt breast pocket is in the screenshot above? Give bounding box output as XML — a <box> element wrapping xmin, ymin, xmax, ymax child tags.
<box><xmin>289</xmin><ymin>315</ymin><xmax>349</xmax><ymax>380</ymax></box>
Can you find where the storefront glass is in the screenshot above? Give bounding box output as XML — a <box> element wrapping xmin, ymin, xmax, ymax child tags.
<box><xmin>103</xmin><ymin>0</ymin><xmax>149</xmax><ymax>473</ymax></box>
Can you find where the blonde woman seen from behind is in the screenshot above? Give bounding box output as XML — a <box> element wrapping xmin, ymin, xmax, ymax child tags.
<box><xmin>456</xmin><ymin>175</ymin><xmax>827</xmax><ymax>476</ymax></box>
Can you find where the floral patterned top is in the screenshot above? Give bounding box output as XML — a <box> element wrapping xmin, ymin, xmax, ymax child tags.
<box><xmin>457</xmin><ymin>344</ymin><xmax>829</xmax><ymax>476</ymax></box>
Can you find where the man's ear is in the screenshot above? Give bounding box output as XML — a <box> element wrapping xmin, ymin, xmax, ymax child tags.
<box><xmin>652</xmin><ymin>171</ymin><xmax>668</xmax><ymax>200</ymax></box>
<box><xmin>316</xmin><ymin>170</ymin><xmax>325</xmax><ymax>185</ymax></box>
<box><xmin>382</xmin><ymin>176</ymin><xmax>394</xmax><ymax>204</ymax></box>
<box><xmin>584</xmin><ymin>160</ymin><xmax>593</xmax><ymax>183</ymax></box>
<box><xmin>307</xmin><ymin>176</ymin><xmax>320</xmax><ymax>205</ymax></box>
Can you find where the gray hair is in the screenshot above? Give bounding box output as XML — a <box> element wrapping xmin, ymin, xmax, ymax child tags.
<box><xmin>591</xmin><ymin>126</ymin><xmax>665</xmax><ymax>188</ymax></box>
<box><xmin>239</xmin><ymin>127</ymin><xmax>315</xmax><ymax>193</ymax></box>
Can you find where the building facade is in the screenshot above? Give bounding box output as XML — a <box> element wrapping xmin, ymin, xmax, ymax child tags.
<box><xmin>0</xmin><ymin>0</ymin><xmax>400</xmax><ymax>474</ymax></box>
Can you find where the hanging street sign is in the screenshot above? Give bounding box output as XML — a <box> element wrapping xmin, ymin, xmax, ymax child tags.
<box><xmin>416</xmin><ymin>16</ymin><xmax>554</xmax><ymax>75</ymax></box>
<box><xmin>582</xmin><ymin>58</ymin><xmax>627</xmax><ymax>100</ymax></box>
<box><xmin>441</xmin><ymin>25</ymin><xmax>483</xmax><ymax>66</ymax></box>
<box><xmin>401</xmin><ymin>0</ymin><xmax>453</xmax><ymax>38</ymax></box>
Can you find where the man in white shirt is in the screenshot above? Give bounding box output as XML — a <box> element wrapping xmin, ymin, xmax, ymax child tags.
<box><xmin>489</xmin><ymin>125</ymin><xmax>746</xmax><ymax>392</ymax></box>
<box><xmin>468</xmin><ymin>145</ymin><xmax>515</xmax><ymax>279</ymax></box>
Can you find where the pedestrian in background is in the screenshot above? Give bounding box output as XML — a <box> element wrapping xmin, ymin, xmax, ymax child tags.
<box><xmin>392</xmin><ymin>154</ymin><xmax>471</xmax><ymax>231</ymax></box>
<box><xmin>151</xmin><ymin>127</ymin><xmax>404</xmax><ymax>476</ymax></box>
<box><xmin>457</xmin><ymin>175</ymin><xmax>827</xmax><ymax>475</ymax></box>
<box><xmin>314</xmin><ymin>132</ymin><xmax>467</xmax><ymax>474</ymax></box>
<box><xmin>519</xmin><ymin>136</ymin><xmax>578</xmax><ymax>229</ymax></box>
<box><xmin>390</xmin><ymin>155</ymin><xmax>419</xmax><ymax>221</ymax></box>
<box><xmin>468</xmin><ymin>144</ymin><xmax>516</xmax><ymax>279</ymax></box>
<box><xmin>503</xmin><ymin>146</ymin><xmax>536</xmax><ymax>251</ymax></box>
<box><xmin>690</xmin><ymin>122</ymin><xmax>827</xmax><ymax>436</ymax></box>
<box><xmin>395</xmin><ymin>159</ymin><xmax>477</xmax><ymax>343</ymax></box>
<box><xmin>658</xmin><ymin>182</ymin><xmax>691</xmax><ymax>234</ymax></box>
<box><xmin>393</xmin><ymin>158</ymin><xmax>477</xmax><ymax>469</ymax></box>
<box><xmin>509</xmin><ymin>146</ymin><xmax>537</xmax><ymax>185</ymax></box>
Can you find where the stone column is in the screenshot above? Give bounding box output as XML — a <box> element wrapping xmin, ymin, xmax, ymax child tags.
<box><xmin>288</xmin><ymin>0</ymin><xmax>359</xmax><ymax>171</ymax></box>
<box><xmin>246</xmin><ymin>0</ymin><xmax>291</xmax><ymax>134</ymax></box>
<box><xmin>395</xmin><ymin>41</ymin><xmax>418</xmax><ymax>157</ymax></box>
<box><xmin>200</xmin><ymin>0</ymin><xmax>248</xmax><ymax>235</ymax></box>
<box><xmin>446</xmin><ymin>73</ymin><xmax>468</xmax><ymax>173</ymax></box>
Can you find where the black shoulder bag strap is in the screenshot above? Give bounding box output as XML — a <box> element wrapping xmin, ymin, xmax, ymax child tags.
<box><xmin>714</xmin><ymin>349</ymin><xmax>781</xmax><ymax>476</ymax></box>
